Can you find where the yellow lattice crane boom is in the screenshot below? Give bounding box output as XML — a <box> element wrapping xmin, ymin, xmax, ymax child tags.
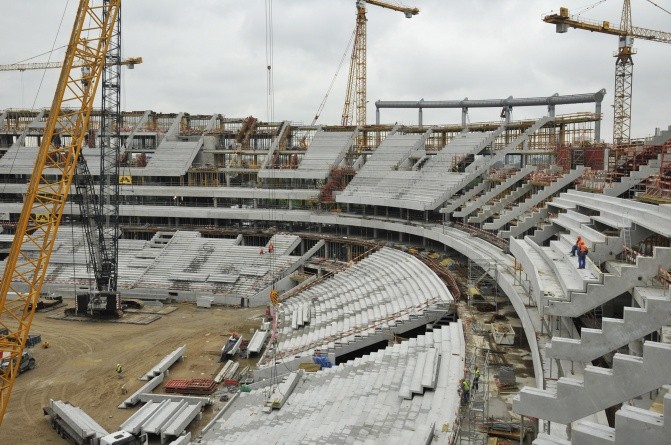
<box><xmin>543</xmin><ymin>2</ymin><xmax>671</xmax><ymax>144</ymax></box>
<box><xmin>341</xmin><ymin>0</ymin><xmax>419</xmax><ymax>127</ymax></box>
<box><xmin>0</xmin><ymin>0</ymin><xmax>119</xmax><ymax>425</ymax></box>
<box><xmin>0</xmin><ymin>57</ymin><xmax>141</xmax><ymax>72</ymax></box>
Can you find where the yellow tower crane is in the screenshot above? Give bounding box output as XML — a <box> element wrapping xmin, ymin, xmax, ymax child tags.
<box><xmin>341</xmin><ymin>0</ymin><xmax>419</xmax><ymax>128</ymax></box>
<box><xmin>543</xmin><ymin>2</ymin><xmax>671</xmax><ymax>145</ymax></box>
<box><xmin>0</xmin><ymin>56</ymin><xmax>142</xmax><ymax>72</ymax></box>
<box><xmin>0</xmin><ymin>0</ymin><xmax>119</xmax><ymax>425</ymax></box>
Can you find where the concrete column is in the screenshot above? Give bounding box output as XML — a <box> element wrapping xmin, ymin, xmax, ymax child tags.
<box><xmin>376</xmin><ymin>107</ymin><xmax>380</xmax><ymax>125</ymax></box>
<box><xmin>595</xmin><ymin>100</ymin><xmax>602</xmax><ymax>142</ymax></box>
<box><xmin>213</xmin><ymin>198</ymin><xmax>217</xmax><ymax>208</ymax></box>
<box><xmin>418</xmin><ymin>108</ymin><xmax>423</xmax><ymax>127</ymax></box>
<box><xmin>462</xmin><ymin>107</ymin><xmax>468</xmax><ymax>127</ymax></box>
<box><xmin>325</xmin><ymin>242</ymin><xmax>329</xmax><ymax>259</ymax></box>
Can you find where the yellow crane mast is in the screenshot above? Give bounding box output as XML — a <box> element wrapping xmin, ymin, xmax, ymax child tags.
<box><xmin>543</xmin><ymin>2</ymin><xmax>671</xmax><ymax>144</ymax></box>
<box><xmin>341</xmin><ymin>0</ymin><xmax>419</xmax><ymax>127</ymax></box>
<box><xmin>0</xmin><ymin>0</ymin><xmax>120</xmax><ymax>424</ymax></box>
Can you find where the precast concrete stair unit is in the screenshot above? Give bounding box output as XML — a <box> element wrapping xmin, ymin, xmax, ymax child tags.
<box><xmin>514</xmin><ymin>341</ymin><xmax>671</xmax><ymax>425</ymax></box>
<box><xmin>603</xmin><ymin>153</ymin><xmax>663</xmax><ymax>197</ymax></box>
<box><xmin>546</xmin><ymin>247</ymin><xmax>671</xmax><ymax>317</ymax></box>
<box><xmin>547</xmin><ymin>286</ymin><xmax>671</xmax><ymax>362</ymax></box>
<box><xmin>483</xmin><ymin>166</ymin><xmax>584</xmax><ymax>231</ymax></box>
<box><xmin>453</xmin><ymin>165</ymin><xmax>535</xmax><ymax>219</ymax></box>
<box><xmin>570</xmin><ymin>392</ymin><xmax>671</xmax><ymax>445</ymax></box>
<box><xmin>468</xmin><ymin>182</ymin><xmax>534</xmax><ymax>225</ymax></box>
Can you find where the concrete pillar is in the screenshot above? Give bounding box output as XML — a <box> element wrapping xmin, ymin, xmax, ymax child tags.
<box><xmin>418</xmin><ymin>108</ymin><xmax>423</xmax><ymax>127</ymax></box>
<box><xmin>213</xmin><ymin>198</ymin><xmax>217</xmax><ymax>208</ymax></box>
<box><xmin>376</xmin><ymin>107</ymin><xmax>380</xmax><ymax>125</ymax></box>
<box><xmin>595</xmin><ymin>100</ymin><xmax>602</xmax><ymax>142</ymax></box>
<box><xmin>462</xmin><ymin>107</ymin><xmax>468</xmax><ymax>127</ymax></box>
<box><xmin>325</xmin><ymin>242</ymin><xmax>330</xmax><ymax>259</ymax></box>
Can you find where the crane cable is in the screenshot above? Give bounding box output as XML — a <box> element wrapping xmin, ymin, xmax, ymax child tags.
<box><xmin>574</xmin><ymin>0</ymin><xmax>609</xmax><ymax>17</ymax></box>
<box><xmin>265</xmin><ymin>0</ymin><xmax>275</xmax><ymax>122</ymax></box>
<box><xmin>264</xmin><ymin>0</ymin><xmax>282</xmax><ymax>401</ymax></box>
<box><xmin>645</xmin><ymin>0</ymin><xmax>671</xmax><ymax>16</ymax></box>
<box><xmin>311</xmin><ymin>26</ymin><xmax>357</xmax><ymax>126</ymax></box>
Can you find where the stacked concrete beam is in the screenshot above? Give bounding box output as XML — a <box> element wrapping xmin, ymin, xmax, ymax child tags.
<box><xmin>141</xmin><ymin>345</ymin><xmax>185</xmax><ymax>381</ymax></box>
<box><xmin>118</xmin><ymin>373</ymin><xmax>165</xmax><ymax>408</ymax></box>
<box><xmin>514</xmin><ymin>341</ymin><xmax>671</xmax><ymax>424</ymax></box>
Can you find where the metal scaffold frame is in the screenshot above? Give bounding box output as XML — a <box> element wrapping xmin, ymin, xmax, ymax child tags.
<box><xmin>457</xmin><ymin>348</ymin><xmax>491</xmax><ymax>445</ymax></box>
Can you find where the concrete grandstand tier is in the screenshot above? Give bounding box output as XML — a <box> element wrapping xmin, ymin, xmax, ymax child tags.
<box><xmin>264</xmin><ymin>247</ymin><xmax>453</xmax><ymax>364</ymax></box>
<box><xmin>257</xmin><ymin>129</ymin><xmax>355</xmax><ymax>179</ymax></box>
<box><xmin>336</xmin><ymin>130</ymin><xmax>508</xmax><ymax>211</ymax></box>
<box><xmin>483</xmin><ymin>166</ymin><xmax>585</xmax><ymax>231</ymax></box>
<box><xmin>198</xmin><ymin>323</ymin><xmax>465</xmax><ymax>445</ymax></box>
<box><xmin>514</xmin><ymin>341</ymin><xmax>671</xmax><ymax>425</ymax></box>
<box><xmin>0</xmin><ymin>228</ymin><xmax>303</xmax><ymax>305</ymax></box>
<box><xmin>547</xmin><ymin>287</ymin><xmax>671</xmax><ymax>362</ymax></box>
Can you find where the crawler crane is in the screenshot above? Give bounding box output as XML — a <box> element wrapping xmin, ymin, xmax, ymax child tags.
<box><xmin>0</xmin><ymin>0</ymin><xmax>120</xmax><ymax>424</ymax></box>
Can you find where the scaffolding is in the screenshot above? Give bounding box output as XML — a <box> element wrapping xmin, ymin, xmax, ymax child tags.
<box><xmin>458</xmin><ymin>347</ymin><xmax>491</xmax><ymax>445</ymax></box>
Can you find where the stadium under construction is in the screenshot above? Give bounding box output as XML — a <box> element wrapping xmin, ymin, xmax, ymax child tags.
<box><xmin>0</xmin><ymin>88</ymin><xmax>670</xmax><ymax>444</ymax></box>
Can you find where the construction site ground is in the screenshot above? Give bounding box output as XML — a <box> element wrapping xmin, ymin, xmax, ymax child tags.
<box><xmin>456</xmin><ymin>296</ymin><xmax>537</xmax><ymax>444</ymax></box>
<box><xmin>0</xmin><ymin>303</ymin><xmax>264</xmax><ymax>444</ymax></box>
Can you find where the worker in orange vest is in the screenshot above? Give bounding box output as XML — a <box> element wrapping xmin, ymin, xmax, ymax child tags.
<box><xmin>570</xmin><ymin>235</ymin><xmax>582</xmax><ymax>256</ymax></box>
<box><xmin>577</xmin><ymin>242</ymin><xmax>588</xmax><ymax>269</ymax></box>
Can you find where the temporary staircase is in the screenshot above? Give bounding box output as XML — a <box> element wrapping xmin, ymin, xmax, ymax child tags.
<box><xmin>514</xmin><ymin>341</ymin><xmax>671</xmax><ymax>425</ymax></box>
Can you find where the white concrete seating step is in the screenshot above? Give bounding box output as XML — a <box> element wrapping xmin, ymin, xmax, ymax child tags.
<box><xmin>509</xmin><ymin>237</ymin><xmax>565</xmax><ymax>309</ymax></box>
<box><xmin>198</xmin><ymin>323</ymin><xmax>464</xmax><ymax>445</ymax></box>
<box><xmin>514</xmin><ymin>341</ymin><xmax>671</xmax><ymax>425</ymax></box>
<box><xmin>560</xmin><ymin>189</ymin><xmax>671</xmax><ymax>238</ymax></box>
<box><xmin>571</xmin><ymin>392</ymin><xmax>670</xmax><ymax>444</ymax></box>
<box><xmin>532</xmin><ymin>435</ymin><xmax>571</xmax><ymax>445</ymax></box>
<box><xmin>547</xmin><ymin>286</ymin><xmax>671</xmax><ymax>362</ymax></box>
<box><xmin>546</xmin><ymin>246</ymin><xmax>671</xmax><ymax>317</ymax></box>
<box><xmin>271</xmin><ymin>247</ymin><xmax>452</xmax><ymax>361</ymax></box>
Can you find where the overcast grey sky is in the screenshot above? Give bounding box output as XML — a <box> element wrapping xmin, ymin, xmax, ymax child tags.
<box><xmin>1</xmin><ymin>0</ymin><xmax>670</xmax><ymax>142</ymax></box>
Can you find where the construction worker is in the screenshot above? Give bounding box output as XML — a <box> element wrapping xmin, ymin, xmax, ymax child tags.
<box><xmin>461</xmin><ymin>378</ymin><xmax>470</xmax><ymax>404</ymax></box>
<box><xmin>116</xmin><ymin>363</ymin><xmax>123</xmax><ymax>378</ymax></box>
<box><xmin>578</xmin><ymin>242</ymin><xmax>588</xmax><ymax>269</ymax></box>
<box><xmin>472</xmin><ymin>366</ymin><xmax>480</xmax><ymax>393</ymax></box>
<box><xmin>570</xmin><ymin>235</ymin><xmax>582</xmax><ymax>256</ymax></box>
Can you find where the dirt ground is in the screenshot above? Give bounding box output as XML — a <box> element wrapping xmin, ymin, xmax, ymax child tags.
<box><xmin>0</xmin><ymin>303</ymin><xmax>264</xmax><ymax>444</ymax></box>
